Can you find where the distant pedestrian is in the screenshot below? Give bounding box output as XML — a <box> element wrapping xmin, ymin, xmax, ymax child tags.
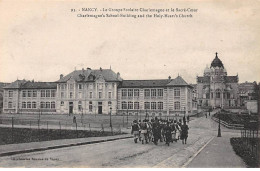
<box><xmin>73</xmin><ymin>116</ymin><xmax>76</xmax><ymax>123</ymax></box>
<box><xmin>164</xmin><ymin>122</ymin><xmax>172</xmax><ymax>146</ymax></box>
<box><xmin>187</xmin><ymin>115</ymin><xmax>190</xmax><ymax>123</ymax></box>
<box><xmin>131</xmin><ymin>120</ymin><xmax>140</xmax><ymax>143</ymax></box>
<box><xmin>152</xmin><ymin>117</ymin><xmax>161</xmax><ymax>145</ymax></box>
<box><xmin>205</xmin><ymin>113</ymin><xmax>207</xmax><ymax>118</ymax></box>
<box><xmin>180</xmin><ymin>121</ymin><xmax>189</xmax><ymax>144</ymax></box>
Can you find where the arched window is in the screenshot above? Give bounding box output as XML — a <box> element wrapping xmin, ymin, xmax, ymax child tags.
<box><xmin>40</xmin><ymin>102</ymin><xmax>45</xmax><ymax>109</ymax></box>
<box><xmin>46</xmin><ymin>102</ymin><xmax>50</xmax><ymax>108</ymax></box>
<box><xmin>8</xmin><ymin>102</ymin><xmax>12</xmax><ymax>109</ymax></box>
<box><xmin>27</xmin><ymin>102</ymin><xmax>31</xmax><ymax>108</ymax></box>
<box><xmin>32</xmin><ymin>102</ymin><xmax>37</xmax><ymax>108</ymax></box>
<box><xmin>51</xmin><ymin>102</ymin><xmax>55</xmax><ymax>109</ymax></box>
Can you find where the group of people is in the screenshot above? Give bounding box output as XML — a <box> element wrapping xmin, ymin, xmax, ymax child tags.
<box><xmin>131</xmin><ymin>116</ymin><xmax>189</xmax><ymax>146</ymax></box>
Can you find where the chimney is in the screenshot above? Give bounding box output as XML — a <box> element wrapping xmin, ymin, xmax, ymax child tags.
<box><xmin>168</xmin><ymin>76</ymin><xmax>171</xmax><ymax>81</ymax></box>
<box><xmin>60</xmin><ymin>74</ymin><xmax>63</xmax><ymax>79</ymax></box>
<box><xmin>117</xmin><ymin>72</ymin><xmax>120</xmax><ymax>79</ymax></box>
<box><xmin>100</xmin><ymin>67</ymin><xmax>102</xmax><ymax>71</ymax></box>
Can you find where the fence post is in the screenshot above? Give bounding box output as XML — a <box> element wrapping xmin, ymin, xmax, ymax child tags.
<box><xmin>38</xmin><ymin>119</ymin><xmax>40</xmax><ymax>141</ymax></box>
<box><xmin>76</xmin><ymin>122</ymin><xmax>78</xmax><ymax>138</ymax></box>
<box><xmin>101</xmin><ymin>123</ymin><xmax>104</xmax><ymax>134</ymax></box>
<box><xmin>123</xmin><ymin>116</ymin><xmax>124</xmax><ymax>127</ymax></box>
<box><xmin>59</xmin><ymin>121</ymin><xmax>61</xmax><ymax>138</ymax></box>
<box><xmin>89</xmin><ymin>123</ymin><xmax>91</xmax><ymax>132</ymax></box>
<box><xmin>12</xmin><ymin>117</ymin><xmax>14</xmax><ymax>143</ymax></box>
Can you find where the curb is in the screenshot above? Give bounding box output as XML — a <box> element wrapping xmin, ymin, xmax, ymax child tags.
<box><xmin>0</xmin><ymin>135</ymin><xmax>133</xmax><ymax>157</ymax></box>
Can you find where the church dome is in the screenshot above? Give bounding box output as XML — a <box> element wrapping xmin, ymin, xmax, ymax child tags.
<box><xmin>204</xmin><ymin>65</ymin><xmax>211</xmax><ymax>74</ymax></box>
<box><xmin>210</xmin><ymin>52</ymin><xmax>224</xmax><ymax>68</ymax></box>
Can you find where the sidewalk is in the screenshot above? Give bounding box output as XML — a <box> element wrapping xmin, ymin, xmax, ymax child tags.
<box><xmin>0</xmin><ymin>134</ymin><xmax>132</xmax><ymax>157</ymax></box>
<box><xmin>187</xmin><ymin>132</ymin><xmax>246</xmax><ymax>168</ymax></box>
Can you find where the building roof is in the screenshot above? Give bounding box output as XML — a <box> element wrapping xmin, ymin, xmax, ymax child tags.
<box><xmin>224</xmin><ymin>76</ymin><xmax>238</xmax><ymax>83</ymax></box>
<box><xmin>119</xmin><ymin>76</ymin><xmax>191</xmax><ymax>88</ymax></box>
<box><xmin>57</xmin><ymin>68</ymin><xmax>122</xmax><ymax>82</ymax></box>
<box><xmin>210</xmin><ymin>52</ymin><xmax>224</xmax><ymax>68</ymax></box>
<box><xmin>4</xmin><ymin>80</ymin><xmax>57</xmax><ymax>89</ymax></box>
<box><xmin>197</xmin><ymin>76</ymin><xmax>210</xmax><ymax>83</ymax></box>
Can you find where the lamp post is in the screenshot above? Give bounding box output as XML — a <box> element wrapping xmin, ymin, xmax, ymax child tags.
<box><xmin>109</xmin><ymin>107</ymin><xmax>112</xmax><ymax>128</ymax></box>
<box><xmin>217</xmin><ymin>112</ymin><xmax>222</xmax><ymax>137</ymax></box>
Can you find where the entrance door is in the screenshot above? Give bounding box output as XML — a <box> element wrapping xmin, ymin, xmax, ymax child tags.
<box><xmin>98</xmin><ymin>102</ymin><xmax>102</xmax><ymax>114</ymax></box>
<box><xmin>69</xmin><ymin>102</ymin><xmax>73</xmax><ymax>114</ymax></box>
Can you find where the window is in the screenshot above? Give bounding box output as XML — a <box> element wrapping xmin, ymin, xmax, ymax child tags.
<box><xmin>134</xmin><ymin>89</ymin><xmax>139</xmax><ymax>97</ymax></box>
<box><xmin>22</xmin><ymin>91</ymin><xmax>26</xmax><ymax>97</ymax></box>
<box><xmin>70</xmin><ymin>92</ymin><xmax>73</xmax><ymax>99</ymax></box>
<box><xmin>8</xmin><ymin>91</ymin><xmax>13</xmax><ymax>98</ymax></box>
<box><xmin>128</xmin><ymin>102</ymin><xmax>133</xmax><ymax>109</ymax></box>
<box><xmin>28</xmin><ymin>90</ymin><xmax>32</xmax><ymax>97</ymax></box>
<box><xmin>51</xmin><ymin>90</ymin><xmax>55</xmax><ymax>97</ymax></box>
<box><xmin>227</xmin><ymin>92</ymin><xmax>230</xmax><ymax>99</ymax></box>
<box><xmin>108</xmin><ymin>101</ymin><xmax>112</xmax><ymax>106</ymax></box>
<box><xmin>174</xmin><ymin>101</ymin><xmax>180</xmax><ymax>110</ymax></box>
<box><xmin>32</xmin><ymin>102</ymin><xmax>36</xmax><ymax>108</ymax></box>
<box><xmin>134</xmin><ymin>102</ymin><xmax>139</xmax><ymax>109</ymax></box>
<box><xmin>61</xmin><ymin>101</ymin><xmax>64</xmax><ymax>106</ymax></box>
<box><xmin>40</xmin><ymin>102</ymin><xmax>45</xmax><ymax>108</ymax></box>
<box><xmin>51</xmin><ymin>102</ymin><xmax>55</xmax><ymax>109</ymax></box>
<box><xmin>174</xmin><ymin>89</ymin><xmax>180</xmax><ymax>97</ymax></box>
<box><xmin>89</xmin><ymin>101</ymin><xmax>93</xmax><ymax>112</ymax></box>
<box><xmin>89</xmin><ymin>92</ymin><xmax>92</xmax><ymax>99</ymax></box>
<box><xmin>128</xmin><ymin>89</ymin><xmax>133</xmax><ymax>97</ymax></box>
<box><xmin>78</xmin><ymin>92</ymin><xmax>82</xmax><ymax>98</ymax></box>
<box><xmin>151</xmin><ymin>102</ymin><xmax>156</xmax><ymax>109</ymax></box>
<box><xmin>61</xmin><ymin>84</ymin><xmax>65</xmax><ymax>90</ymax></box>
<box><xmin>41</xmin><ymin>90</ymin><xmax>45</xmax><ymax>97</ymax></box>
<box><xmin>33</xmin><ymin>90</ymin><xmax>37</xmax><ymax>97</ymax></box>
<box><xmin>122</xmin><ymin>101</ymin><xmax>127</xmax><ymax>109</ymax></box>
<box><xmin>216</xmin><ymin>92</ymin><xmax>220</xmax><ymax>98</ymax></box>
<box><xmin>108</xmin><ymin>92</ymin><xmax>112</xmax><ymax>99</ymax></box>
<box><xmin>46</xmin><ymin>90</ymin><xmax>50</xmax><ymax>97</ymax></box>
<box><xmin>8</xmin><ymin>102</ymin><xmax>12</xmax><ymax>108</ymax></box>
<box><xmin>211</xmin><ymin>92</ymin><xmax>214</xmax><ymax>98</ymax></box>
<box><xmin>78</xmin><ymin>101</ymin><xmax>82</xmax><ymax>111</ymax></box>
<box><xmin>122</xmin><ymin>89</ymin><xmax>127</xmax><ymax>97</ymax></box>
<box><xmin>206</xmin><ymin>93</ymin><xmax>210</xmax><ymax>99</ymax></box>
<box><xmin>27</xmin><ymin>102</ymin><xmax>31</xmax><ymax>108</ymax></box>
<box><xmin>151</xmin><ymin>89</ymin><xmax>156</xmax><ymax>97</ymax></box>
<box><xmin>144</xmin><ymin>102</ymin><xmax>150</xmax><ymax>109</ymax></box>
<box><xmin>99</xmin><ymin>92</ymin><xmax>102</xmax><ymax>99</ymax></box>
<box><xmin>46</xmin><ymin>102</ymin><xmax>50</xmax><ymax>108</ymax></box>
<box><xmin>78</xmin><ymin>84</ymin><xmax>82</xmax><ymax>90</ymax></box>
<box><xmin>144</xmin><ymin>89</ymin><xmax>150</xmax><ymax>97</ymax></box>
<box><xmin>157</xmin><ymin>89</ymin><xmax>163</xmax><ymax>97</ymax></box>
<box><xmin>22</xmin><ymin>102</ymin><xmax>26</xmax><ymax>108</ymax></box>
<box><xmin>61</xmin><ymin>92</ymin><xmax>64</xmax><ymax>98</ymax></box>
<box><xmin>158</xmin><ymin>102</ymin><xmax>163</xmax><ymax>110</ymax></box>
<box><xmin>69</xmin><ymin>84</ymin><xmax>74</xmax><ymax>90</ymax></box>
<box><xmin>98</xmin><ymin>83</ymin><xmax>103</xmax><ymax>90</ymax></box>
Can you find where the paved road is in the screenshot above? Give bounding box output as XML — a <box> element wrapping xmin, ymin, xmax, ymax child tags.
<box><xmin>0</xmin><ymin>112</ymin><xmax>242</xmax><ymax>167</ymax></box>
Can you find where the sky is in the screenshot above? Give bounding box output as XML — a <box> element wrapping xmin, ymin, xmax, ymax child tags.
<box><xmin>0</xmin><ymin>0</ymin><xmax>259</xmax><ymax>84</ymax></box>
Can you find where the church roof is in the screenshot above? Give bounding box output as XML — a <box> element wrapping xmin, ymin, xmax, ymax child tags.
<box><xmin>197</xmin><ymin>76</ymin><xmax>210</xmax><ymax>83</ymax></box>
<box><xmin>57</xmin><ymin>68</ymin><xmax>123</xmax><ymax>82</ymax></box>
<box><xmin>210</xmin><ymin>52</ymin><xmax>224</xmax><ymax>68</ymax></box>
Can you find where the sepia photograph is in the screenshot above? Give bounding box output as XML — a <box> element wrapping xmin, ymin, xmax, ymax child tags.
<box><xmin>0</xmin><ymin>0</ymin><xmax>259</xmax><ymax>168</ymax></box>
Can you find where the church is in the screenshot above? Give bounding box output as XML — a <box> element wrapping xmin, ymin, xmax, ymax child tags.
<box><xmin>196</xmin><ymin>53</ymin><xmax>239</xmax><ymax>109</ymax></box>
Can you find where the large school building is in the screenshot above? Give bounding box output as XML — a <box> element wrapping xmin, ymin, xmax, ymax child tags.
<box><xmin>3</xmin><ymin>67</ymin><xmax>194</xmax><ymax>116</ymax></box>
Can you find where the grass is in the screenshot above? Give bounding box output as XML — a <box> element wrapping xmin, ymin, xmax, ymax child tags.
<box><xmin>0</xmin><ymin>127</ymin><xmax>125</xmax><ymax>145</ymax></box>
<box><xmin>230</xmin><ymin>138</ymin><xmax>259</xmax><ymax>168</ymax></box>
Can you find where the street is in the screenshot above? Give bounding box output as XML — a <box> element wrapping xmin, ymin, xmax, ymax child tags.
<box><xmin>0</xmin><ymin>113</ymin><xmax>242</xmax><ymax>167</ymax></box>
